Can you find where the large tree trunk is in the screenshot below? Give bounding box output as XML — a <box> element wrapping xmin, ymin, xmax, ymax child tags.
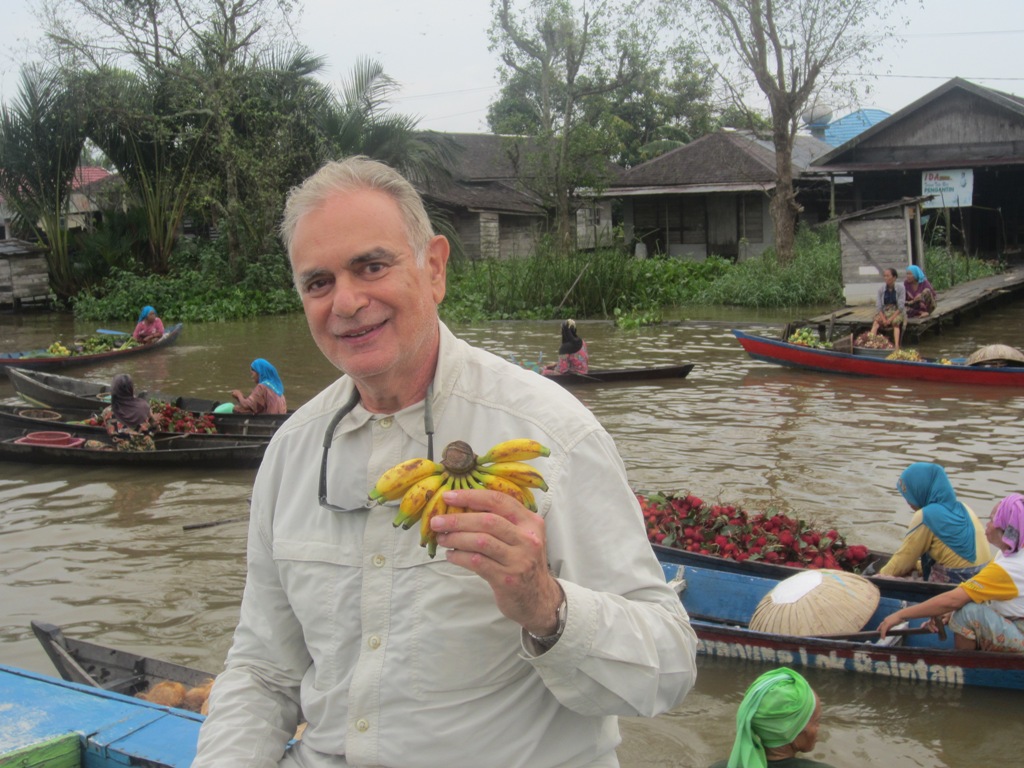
<box><xmin>770</xmin><ymin>125</ymin><xmax>801</xmax><ymax>263</ymax></box>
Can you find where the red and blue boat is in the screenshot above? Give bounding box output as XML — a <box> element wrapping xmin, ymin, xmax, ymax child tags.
<box><xmin>732</xmin><ymin>329</ymin><xmax>1024</xmax><ymax>387</ymax></box>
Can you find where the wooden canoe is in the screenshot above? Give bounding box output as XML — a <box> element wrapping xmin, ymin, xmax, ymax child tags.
<box><xmin>658</xmin><ymin>554</ymin><xmax>1024</xmax><ymax>691</ymax></box>
<box><xmin>31</xmin><ymin>620</ymin><xmax>215</xmax><ymax>698</ymax></box>
<box><xmin>653</xmin><ymin>543</ymin><xmax>952</xmax><ymax>603</ymax></box>
<box><xmin>545</xmin><ymin>362</ymin><xmax>694</xmax><ymax>385</ymax></box>
<box><xmin>0</xmin><ymin>323</ymin><xmax>184</xmax><ymax>370</ymax></box>
<box><xmin>6</xmin><ymin>366</ymin><xmax>288</xmax><ymax>435</ymax></box>
<box><xmin>0</xmin><ymin>423</ymin><xmax>268</xmax><ymax>469</ymax></box>
<box><xmin>733</xmin><ymin>329</ymin><xmax>1024</xmax><ymax>387</ymax></box>
<box><xmin>0</xmin><ymin>402</ymin><xmax>277</xmax><ymax>440</ymax></box>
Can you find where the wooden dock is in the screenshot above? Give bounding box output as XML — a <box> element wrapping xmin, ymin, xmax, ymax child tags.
<box><xmin>802</xmin><ymin>265</ymin><xmax>1024</xmax><ymax>342</ymax></box>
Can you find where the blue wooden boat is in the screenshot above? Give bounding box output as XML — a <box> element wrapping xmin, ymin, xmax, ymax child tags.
<box><xmin>653</xmin><ymin>543</ymin><xmax>952</xmax><ymax>603</ymax></box>
<box><xmin>0</xmin><ymin>323</ymin><xmax>184</xmax><ymax>371</ymax></box>
<box><xmin>732</xmin><ymin>328</ymin><xmax>1024</xmax><ymax>387</ymax></box>
<box><xmin>0</xmin><ymin>663</ymin><xmax>202</xmax><ymax>766</ymax></box>
<box><xmin>659</xmin><ymin>555</ymin><xmax>1024</xmax><ymax>691</ymax></box>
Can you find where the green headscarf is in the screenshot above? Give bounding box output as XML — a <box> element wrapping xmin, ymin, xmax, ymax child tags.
<box><xmin>726</xmin><ymin>668</ymin><xmax>816</xmax><ymax>768</ymax></box>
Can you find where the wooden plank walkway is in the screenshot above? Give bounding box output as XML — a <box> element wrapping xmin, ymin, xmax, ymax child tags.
<box><xmin>804</xmin><ymin>265</ymin><xmax>1024</xmax><ymax>342</ymax></box>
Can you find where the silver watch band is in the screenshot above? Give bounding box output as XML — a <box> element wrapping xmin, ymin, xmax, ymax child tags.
<box><xmin>528</xmin><ymin>589</ymin><xmax>567</xmax><ymax>648</ymax></box>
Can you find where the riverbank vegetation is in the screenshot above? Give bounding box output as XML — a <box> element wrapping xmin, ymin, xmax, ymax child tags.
<box><xmin>70</xmin><ymin>224</ymin><xmax>1002</xmax><ymax>327</ymax></box>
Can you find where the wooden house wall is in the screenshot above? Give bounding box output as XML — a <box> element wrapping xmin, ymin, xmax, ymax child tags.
<box><xmin>0</xmin><ymin>253</ymin><xmax>50</xmax><ymax>307</ymax></box>
<box><xmin>498</xmin><ymin>214</ymin><xmax>543</xmax><ymax>259</ymax></box>
<box><xmin>839</xmin><ymin>216</ymin><xmax>909</xmax><ymax>305</ymax></box>
<box><xmin>622</xmin><ymin>193</ymin><xmax>773</xmax><ymax>261</ymax></box>
<box><xmin>839</xmin><ymin>90</ymin><xmax>1024</xmax><ymax>166</ymax></box>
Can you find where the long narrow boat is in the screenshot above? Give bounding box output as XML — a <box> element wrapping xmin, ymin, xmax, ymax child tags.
<box><xmin>732</xmin><ymin>328</ymin><xmax>1024</xmax><ymax>387</ymax></box>
<box><xmin>31</xmin><ymin>620</ymin><xmax>215</xmax><ymax>696</ymax></box>
<box><xmin>653</xmin><ymin>543</ymin><xmax>951</xmax><ymax>602</ymax></box>
<box><xmin>0</xmin><ymin>323</ymin><xmax>184</xmax><ymax>370</ymax></box>
<box><xmin>0</xmin><ymin>423</ymin><xmax>268</xmax><ymax>469</ymax></box>
<box><xmin>658</xmin><ymin>554</ymin><xmax>1024</xmax><ymax>691</ymax></box>
<box><xmin>6</xmin><ymin>367</ymin><xmax>288</xmax><ymax>435</ymax></box>
<box><xmin>0</xmin><ymin>402</ymin><xmax>278</xmax><ymax>440</ymax></box>
<box><xmin>545</xmin><ymin>363</ymin><xmax>694</xmax><ymax>385</ymax></box>
<box><xmin>0</xmin><ymin>663</ymin><xmax>202</xmax><ymax>767</ymax></box>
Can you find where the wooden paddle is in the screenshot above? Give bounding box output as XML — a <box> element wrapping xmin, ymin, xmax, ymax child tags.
<box><xmin>821</xmin><ymin>621</ymin><xmax>948</xmax><ymax>642</ymax></box>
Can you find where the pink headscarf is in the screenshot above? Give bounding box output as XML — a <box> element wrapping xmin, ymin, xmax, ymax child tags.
<box><xmin>992</xmin><ymin>494</ymin><xmax>1024</xmax><ymax>554</ymax></box>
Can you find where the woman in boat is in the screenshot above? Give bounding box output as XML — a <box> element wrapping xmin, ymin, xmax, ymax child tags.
<box><xmin>904</xmin><ymin>265</ymin><xmax>936</xmax><ymax>318</ymax></box>
<box><xmin>133</xmin><ymin>306</ymin><xmax>165</xmax><ymax>344</ymax></box>
<box><xmin>879</xmin><ymin>493</ymin><xmax>1024</xmax><ymax>653</ymax></box>
<box><xmin>230</xmin><ymin>358</ymin><xmax>287</xmax><ymax>415</ymax></box>
<box><xmin>868</xmin><ymin>267</ymin><xmax>905</xmax><ymax>350</ymax></box>
<box><xmin>709</xmin><ymin>667</ymin><xmax>832</xmax><ymax>768</ymax></box>
<box><xmin>100</xmin><ymin>374</ymin><xmax>158</xmax><ymax>452</ymax></box>
<box><xmin>878</xmin><ymin>462</ymin><xmax>991</xmax><ymax>583</ymax></box>
<box><xmin>542</xmin><ymin>319</ymin><xmax>589</xmax><ymax>376</ymax></box>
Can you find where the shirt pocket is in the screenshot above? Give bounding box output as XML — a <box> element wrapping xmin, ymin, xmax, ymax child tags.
<box><xmin>391</xmin><ymin>552</ymin><xmax>532</xmax><ymax>700</ymax></box>
<box><xmin>273</xmin><ymin>538</ymin><xmax>364</xmax><ymax>691</ymax></box>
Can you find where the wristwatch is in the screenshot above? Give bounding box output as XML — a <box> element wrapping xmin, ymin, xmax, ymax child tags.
<box><xmin>528</xmin><ymin>590</ymin><xmax>568</xmax><ymax>649</ymax></box>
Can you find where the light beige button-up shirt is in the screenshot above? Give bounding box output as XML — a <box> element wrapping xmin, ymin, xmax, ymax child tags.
<box><xmin>194</xmin><ymin>323</ymin><xmax>697</xmax><ymax>768</ymax></box>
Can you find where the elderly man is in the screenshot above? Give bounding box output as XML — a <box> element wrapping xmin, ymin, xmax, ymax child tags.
<box><xmin>868</xmin><ymin>267</ymin><xmax>906</xmax><ymax>349</ymax></box>
<box><xmin>193</xmin><ymin>156</ymin><xmax>697</xmax><ymax>768</ymax></box>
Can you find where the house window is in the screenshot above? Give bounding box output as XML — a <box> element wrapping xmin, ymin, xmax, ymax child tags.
<box><xmin>682</xmin><ymin>198</ymin><xmax>707</xmax><ymax>244</ymax></box>
<box><xmin>740</xmin><ymin>194</ymin><xmax>764</xmax><ymax>243</ymax></box>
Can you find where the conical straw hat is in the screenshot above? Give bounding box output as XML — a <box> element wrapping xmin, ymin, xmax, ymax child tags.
<box><xmin>966</xmin><ymin>344</ymin><xmax>1024</xmax><ymax>367</ymax></box>
<box><xmin>749</xmin><ymin>569</ymin><xmax>880</xmax><ymax>637</ymax></box>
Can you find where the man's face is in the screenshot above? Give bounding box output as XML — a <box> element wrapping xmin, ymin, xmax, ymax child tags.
<box><xmin>884</xmin><ymin>270</ymin><xmax>896</xmax><ymax>286</ymax></box>
<box><xmin>290</xmin><ymin>188</ymin><xmax>448</xmax><ymax>389</ymax></box>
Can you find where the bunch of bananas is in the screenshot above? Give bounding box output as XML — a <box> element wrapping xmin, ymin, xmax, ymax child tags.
<box><xmin>369</xmin><ymin>438</ymin><xmax>550</xmax><ymax>558</ymax></box>
<box><xmin>886</xmin><ymin>349</ymin><xmax>923</xmax><ymax>362</ymax></box>
<box><xmin>46</xmin><ymin>341</ymin><xmax>71</xmax><ymax>357</ymax></box>
<box><xmin>787</xmin><ymin>328</ymin><xmax>831</xmax><ymax>349</ymax></box>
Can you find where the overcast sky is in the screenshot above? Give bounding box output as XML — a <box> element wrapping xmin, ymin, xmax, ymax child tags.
<box><xmin>1</xmin><ymin>1</ymin><xmax>1022</xmax><ymax>133</ymax></box>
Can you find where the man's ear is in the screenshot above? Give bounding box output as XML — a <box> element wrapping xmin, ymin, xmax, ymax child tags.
<box><xmin>425</xmin><ymin>234</ymin><xmax>449</xmax><ymax>304</ymax></box>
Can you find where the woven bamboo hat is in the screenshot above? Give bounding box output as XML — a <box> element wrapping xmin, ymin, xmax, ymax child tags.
<box><xmin>749</xmin><ymin>569</ymin><xmax>880</xmax><ymax>637</ymax></box>
<box><xmin>965</xmin><ymin>344</ymin><xmax>1024</xmax><ymax>367</ymax></box>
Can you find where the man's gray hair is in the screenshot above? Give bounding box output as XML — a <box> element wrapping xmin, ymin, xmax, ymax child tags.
<box><xmin>280</xmin><ymin>156</ymin><xmax>434</xmax><ymax>263</ymax></box>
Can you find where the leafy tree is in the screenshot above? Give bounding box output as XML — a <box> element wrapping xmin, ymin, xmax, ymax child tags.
<box><xmin>0</xmin><ymin>64</ymin><xmax>86</xmax><ymax>298</ymax></box>
<box><xmin>489</xmin><ymin>0</ymin><xmax>659</xmax><ymax>250</ymax></box>
<box><xmin>664</xmin><ymin>0</ymin><xmax>904</xmax><ymax>261</ymax></box>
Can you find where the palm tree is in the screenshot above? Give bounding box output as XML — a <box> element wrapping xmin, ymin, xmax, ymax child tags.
<box><xmin>0</xmin><ymin>65</ymin><xmax>87</xmax><ymax>298</ymax></box>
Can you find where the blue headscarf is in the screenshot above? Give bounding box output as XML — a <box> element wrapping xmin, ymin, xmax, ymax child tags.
<box><xmin>906</xmin><ymin>265</ymin><xmax>926</xmax><ymax>283</ymax></box>
<box><xmin>138</xmin><ymin>305</ymin><xmax>156</xmax><ymax>323</ymax></box>
<box><xmin>251</xmin><ymin>358</ymin><xmax>284</xmax><ymax>397</ymax></box>
<box><xmin>896</xmin><ymin>463</ymin><xmax>976</xmax><ymax>562</ymax></box>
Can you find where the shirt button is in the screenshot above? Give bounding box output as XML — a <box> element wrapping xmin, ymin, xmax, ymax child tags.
<box><xmin>379</xmin><ymin>417</ymin><xmax>393</xmax><ymax>429</ymax></box>
<box><xmin>356</xmin><ymin>718</ymin><xmax>370</xmax><ymax>732</ymax></box>
<box><xmin>372</xmin><ymin>554</ymin><xmax>386</xmax><ymax>567</ymax></box>
<box><xmin>368</xmin><ymin>635</ymin><xmax>381</xmax><ymax>649</ymax></box>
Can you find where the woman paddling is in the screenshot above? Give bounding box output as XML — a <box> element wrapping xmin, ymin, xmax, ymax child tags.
<box><xmin>542</xmin><ymin>319</ymin><xmax>589</xmax><ymax>376</ymax></box>
<box><xmin>230</xmin><ymin>358</ymin><xmax>287</xmax><ymax>415</ymax></box>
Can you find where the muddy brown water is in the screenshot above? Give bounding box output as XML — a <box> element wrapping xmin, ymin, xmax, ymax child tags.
<box><xmin>2</xmin><ymin>306</ymin><xmax>1022</xmax><ymax>766</ymax></box>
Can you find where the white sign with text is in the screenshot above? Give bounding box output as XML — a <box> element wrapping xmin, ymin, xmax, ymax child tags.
<box><xmin>922</xmin><ymin>169</ymin><xmax>973</xmax><ymax>208</ymax></box>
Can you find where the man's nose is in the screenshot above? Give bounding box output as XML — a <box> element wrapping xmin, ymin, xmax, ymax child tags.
<box><xmin>330</xmin><ymin>274</ymin><xmax>370</xmax><ymax>317</ymax></box>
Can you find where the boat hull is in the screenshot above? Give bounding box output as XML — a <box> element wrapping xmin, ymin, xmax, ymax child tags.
<box><xmin>6</xmin><ymin>367</ymin><xmax>287</xmax><ymax>435</ymax></box>
<box><xmin>653</xmin><ymin>543</ymin><xmax>951</xmax><ymax>602</ymax></box>
<box><xmin>659</xmin><ymin>556</ymin><xmax>1024</xmax><ymax>691</ymax></box>
<box><xmin>732</xmin><ymin>329</ymin><xmax>1024</xmax><ymax>387</ymax></box>
<box><xmin>0</xmin><ymin>324</ymin><xmax>184</xmax><ymax>370</ymax></box>
<box><xmin>0</xmin><ymin>423</ymin><xmax>267</xmax><ymax>469</ymax></box>
<box><xmin>546</xmin><ymin>363</ymin><xmax>694</xmax><ymax>385</ymax></box>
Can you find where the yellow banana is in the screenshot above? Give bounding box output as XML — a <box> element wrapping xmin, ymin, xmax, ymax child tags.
<box><xmin>444</xmin><ymin>474</ymin><xmax>469</xmax><ymax>516</ymax></box>
<box><xmin>520</xmin><ymin>485</ymin><xmax>537</xmax><ymax>512</ymax></box>
<box><xmin>478</xmin><ymin>438</ymin><xmax>550</xmax><ymax>466</ymax></box>
<box><xmin>392</xmin><ymin>472</ymin><xmax>449</xmax><ymax>529</ymax></box>
<box><xmin>419</xmin><ymin>476</ymin><xmax>453</xmax><ymax>557</ymax></box>
<box><xmin>369</xmin><ymin>458</ymin><xmax>444</xmax><ymax>503</ymax></box>
<box><xmin>476</xmin><ymin>461</ymin><xmax>548</xmax><ymax>491</ymax></box>
<box><xmin>469</xmin><ymin>469</ymin><xmax>529</xmax><ymax>507</ymax></box>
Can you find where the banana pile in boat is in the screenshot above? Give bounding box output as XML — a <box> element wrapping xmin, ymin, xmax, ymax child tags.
<box><xmin>369</xmin><ymin>438</ymin><xmax>550</xmax><ymax>558</ymax></box>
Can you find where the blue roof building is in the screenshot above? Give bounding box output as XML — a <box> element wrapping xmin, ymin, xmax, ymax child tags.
<box><xmin>821</xmin><ymin>109</ymin><xmax>891</xmax><ymax>147</ymax></box>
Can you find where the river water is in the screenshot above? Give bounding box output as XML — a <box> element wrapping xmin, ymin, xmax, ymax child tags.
<box><xmin>2</xmin><ymin>305</ymin><xmax>1023</xmax><ymax>766</ymax></box>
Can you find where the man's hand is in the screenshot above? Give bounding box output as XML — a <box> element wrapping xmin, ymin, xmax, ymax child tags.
<box><xmin>431</xmin><ymin>488</ymin><xmax>562</xmax><ymax>635</ymax></box>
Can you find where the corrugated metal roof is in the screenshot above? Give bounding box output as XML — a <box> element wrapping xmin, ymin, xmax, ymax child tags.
<box><xmin>822</xmin><ymin>109</ymin><xmax>891</xmax><ymax>147</ymax></box>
